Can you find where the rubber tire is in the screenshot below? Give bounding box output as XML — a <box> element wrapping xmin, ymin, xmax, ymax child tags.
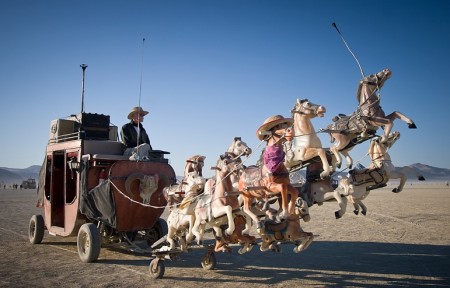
<box><xmin>29</xmin><ymin>215</ymin><xmax>45</xmax><ymax>244</ymax></box>
<box><xmin>201</xmin><ymin>252</ymin><xmax>217</xmax><ymax>270</ymax></box>
<box><xmin>149</xmin><ymin>259</ymin><xmax>165</xmax><ymax>279</ymax></box>
<box><xmin>77</xmin><ymin>223</ymin><xmax>101</xmax><ymax>263</ymax></box>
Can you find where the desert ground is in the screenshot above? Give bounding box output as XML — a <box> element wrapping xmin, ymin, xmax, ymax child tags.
<box><xmin>1</xmin><ymin>184</ymin><xmax>449</xmax><ymax>287</ymax></box>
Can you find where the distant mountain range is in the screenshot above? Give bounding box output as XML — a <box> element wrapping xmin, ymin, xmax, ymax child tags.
<box><xmin>0</xmin><ymin>165</ymin><xmax>41</xmax><ymax>186</ymax></box>
<box><xmin>1</xmin><ymin>163</ymin><xmax>449</xmax><ymax>187</ymax></box>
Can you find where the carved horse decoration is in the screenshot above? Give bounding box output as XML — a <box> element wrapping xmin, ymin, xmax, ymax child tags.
<box><xmin>340</xmin><ymin>131</ymin><xmax>424</xmax><ymax>216</ymax></box>
<box><xmin>239</xmin><ymin>115</ymin><xmax>299</xmax><ymax>231</ymax></box>
<box><xmin>204</xmin><ymin>137</ymin><xmax>253</xmax><ymax>195</ymax></box>
<box><xmin>326</xmin><ymin>68</ymin><xmax>416</xmax><ymax>169</ymax></box>
<box><xmin>192</xmin><ymin>154</ymin><xmax>253</xmax><ymax>254</ymax></box>
<box><xmin>284</xmin><ymin>99</ymin><xmax>332</xmax><ymax>178</ymax></box>
<box><xmin>164</xmin><ymin>171</ymin><xmax>206</xmax><ymax>251</ymax></box>
<box><xmin>184</xmin><ymin>155</ymin><xmax>206</xmax><ymax>177</ymax></box>
<box><xmin>259</xmin><ymin>199</ymin><xmax>314</xmax><ymax>253</ymax></box>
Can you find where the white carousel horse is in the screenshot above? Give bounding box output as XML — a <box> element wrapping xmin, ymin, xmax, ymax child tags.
<box><xmin>326</xmin><ymin>68</ymin><xmax>416</xmax><ymax>169</ymax></box>
<box><xmin>284</xmin><ymin>98</ymin><xmax>333</xmax><ymax>178</ymax></box>
<box><xmin>163</xmin><ymin>171</ymin><xmax>206</xmax><ymax>251</ymax></box>
<box><xmin>183</xmin><ymin>155</ymin><xmax>206</xmax><ymax>177</ymax></box>
<box><xmin>192</xmin><ymin>154</ymin><xmax>253</xmax><ymax>253</ymax></box>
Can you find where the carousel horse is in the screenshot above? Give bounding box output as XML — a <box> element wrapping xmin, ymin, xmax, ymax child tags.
<box><xmin>326</xmin><ymin>68</ymin><xmax>416</xmax><ymax>169</ymax></box>
<box><xmin>204</xmin><ymin>137</ymin><xmax>253</xmax><ymax>195</ymax></box>
<box><xmin>163</xmin><ymin>171</ymin><xmax>206</xmax><ymax>251</ymax></box>
<box><xmin>284</xmin><ymin>98</ymin><xmax>333</xmax><ymax>178</ymax></box>
<box><xmin>184</xmin><ymin>155</ymin><xmax>206</xmax><ymax>177</ymax></box>
<box><xmin>239</xmin><ymin>116</ymin><xmax>299</xmax><ymax>230</ymax></box>
<box><xmin>340</xmin><ymin>131</ymin><xmax>424</xmax><ymax>216</ymax></box>
<box><xmin>192</xmin><ymin>154</ymin><xmax>253</xmax><ymax>253</ymax></box>
<box><xmin>259</xmin><ymin>198</ymin><xmax>314</xmax><ymax>253</ymax></box>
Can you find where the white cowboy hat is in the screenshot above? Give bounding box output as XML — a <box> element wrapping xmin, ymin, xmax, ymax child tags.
<box><xmin>256</xmin><ymin>115</ymin><xmax>293</xmax><ymax>140</ymax></box>
<box><xmin>127</xmin><ymin>106</ymin><xmax>149</xmax><ymax>120</ymax></box>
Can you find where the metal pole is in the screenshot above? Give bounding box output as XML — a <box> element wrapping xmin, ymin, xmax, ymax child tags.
<box><xmin>80</xmin><ymin>64</ymin><xmax>88</xmax><ymax>114</ymax></box>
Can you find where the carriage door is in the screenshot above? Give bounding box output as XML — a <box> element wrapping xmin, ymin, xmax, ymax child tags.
<box><xmin>50</xmin><ymin>151</ymin><xmax>65</xmax><ymax>228</ymax></box>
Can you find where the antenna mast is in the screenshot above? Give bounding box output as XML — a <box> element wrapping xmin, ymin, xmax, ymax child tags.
<box><xmin>80</xmin><ymin>64</ymin><xmax>88</xmax><ymax>114</ymax></box>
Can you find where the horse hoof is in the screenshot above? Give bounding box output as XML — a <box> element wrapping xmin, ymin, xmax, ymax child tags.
<box><xmin>418</xmin><ymin>176</ymin><xmax>425</xmax><ymax>181</ymax></box>
<box><xmin>408</xmin><ymin>122</ymin><xmax>417</xmax><ymax>129</ymax></box>
<box><xmin>392</xmin><ymin>188</ymin><xmax>399</xmax><ymax>193</ymax></box>
<box><xmin>361</xmin><ymin>211</ymin><xmax>367</xmax><ymax>216</ymax></box>
<box><xmin>335</xmin><ymin>211</ymin><xmax>342</xmax><ymax>219</ymax></box>
<box><xmin>353</xmin><ymin>210</ymin><xmax>359</xmax><ymax>215</ymax></box>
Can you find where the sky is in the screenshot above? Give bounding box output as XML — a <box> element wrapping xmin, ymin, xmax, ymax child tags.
<box><xmin>1</xmin><ymin>0</ymin><xmax>449</xmax><ymax>178</ymax></box>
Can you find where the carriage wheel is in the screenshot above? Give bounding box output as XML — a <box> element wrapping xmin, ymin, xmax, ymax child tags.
<box><xmin>201</xmin><ymin>252</ymin><xmax>217</xmax><ymax>270</ymax></box>
<box><xmin>77</xmin><ymin>223</ymin><xmax>101</xmax><ymax>263</ymax></box>
<box><xmin>29</xmin><ymin>215</ymin><xmax>45</xmax><ymax>244</ymax></box>
<box><xmin>149</xmin><ymin>258</ymin><xmax>165</xmax><ymax>279</ymax></box>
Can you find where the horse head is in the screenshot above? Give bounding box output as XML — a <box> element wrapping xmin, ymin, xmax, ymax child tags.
<box><xmin>184</xmin><ymin>155</ymin><xmax>206</xmax><ymax>177</ymax></box>
<box><xmin>227</xmin><ymin>137</ymin><xmax>252</xmax><ymax>158</ymax></box>
<box><xmin>291</xmin><ymin>99</ymin><xmax>326</xmax><ymax>119</ymax></box>
<box><xmin>214</xmin><ymin>154</ymin><xmax>239</xmax><ymax>178</ymax></box>
<box><xmin>184</xmin><ymin>171</ymin><xmax>206</xmax><ymax>194</ymax></box>
<box><xmin>357</xmin><ymin>68</ymin><xmax>391</xmax><ymax>104</ymax></box>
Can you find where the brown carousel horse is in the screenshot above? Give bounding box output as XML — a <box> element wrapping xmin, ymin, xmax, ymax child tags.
<box><xmin>204</xmin><ymin>137</ymin><xmax>252</xmax><ymax>195</ymax></box>
<box><xmin>284</xmin><ymin>99</ymin><xmax>333</xmax><ymax>178</ymax></box>
<box><xmin>238</xmin><ymin>115</ymin><xmax>299</xmax><ymax>231</ymax></box>
<box><xmin>326</xmin><ymin>68</ymin><xmax>416</xmax><ymax>169</ymax></box>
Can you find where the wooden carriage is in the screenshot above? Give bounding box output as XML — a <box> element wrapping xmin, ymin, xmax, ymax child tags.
<box><xmin>29</xmin><ymin>112</ymin><xmax>176</xmax><ymax>263</ymax></box>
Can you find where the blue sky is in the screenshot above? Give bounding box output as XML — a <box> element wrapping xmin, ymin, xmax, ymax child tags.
<box><xmin>1</xmin><ymin>0</ymin><xmax>449</xmax><ymax>177</ymax></box>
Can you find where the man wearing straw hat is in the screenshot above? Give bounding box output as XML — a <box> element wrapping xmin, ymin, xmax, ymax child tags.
<box><xmin>121</xmin><ymin>106</ymin><xmax>153</xmax><ymax>160</ymax></box>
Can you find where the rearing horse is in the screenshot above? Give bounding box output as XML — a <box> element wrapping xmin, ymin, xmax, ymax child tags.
<box><xmin>284</xmin><ymin>99</ymin><xmax>332</xmax><ymax>178</ymax></box>
<box><xmin>326</xmin><ymin>68</ymin><xmax>417</xmax><ymax>169</ymax></box>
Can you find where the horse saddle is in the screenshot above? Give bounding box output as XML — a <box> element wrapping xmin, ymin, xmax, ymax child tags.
<box><xmin>242</xmin><ymin>165</ymin><xmax>264</xmax><ymax>188</ymax></box>
<box><xmin>264</xmin><ymin>219</ymin><xmax>288</xmax><ymax>240</ymax></box>
<box><xmin>349</xmin><ymin>168</ymin><xmax>385</xmax><ymax>186</ymax></box>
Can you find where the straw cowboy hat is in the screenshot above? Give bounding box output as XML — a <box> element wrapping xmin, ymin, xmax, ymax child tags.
<box><xmin>128</xmin><ymin>106</ymin><xmax>149</xmax><ymax>120</ymax></box>
<box><xmin>256</xmin><ymin>115</ymin><xmax>294</xmax><ymax>140</ymax></box>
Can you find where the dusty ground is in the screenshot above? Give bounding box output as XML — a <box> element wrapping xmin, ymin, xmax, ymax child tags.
<box><xmin>1</xmin><ymin>184</ymin><xmax>449</xmax><ymax>287</ymax></box>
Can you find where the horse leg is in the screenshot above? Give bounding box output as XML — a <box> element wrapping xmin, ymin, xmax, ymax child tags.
<box><xmin>191</xmin><ymin>216</ymin><xmax>203</xmax><ymax>245</ymax></box>
<box><xmin>294</xmin><ymin>232</ymin><xmax>314</xmax><ymax>253</ymax></box>
<box><xmin>166</xmin><ymin>226</ymin><xmax>176</xmax><ymax>250</ymax></box>
<box><xmin>242</xmin><ymin>194</ymin><xmax>262</xmax><ymax>228</ymax></box>
<box><xmin>267</xmin><ymin>182</ymin><xmax>289</xmax><ymax>219</ymax></box>
<box><xmin>388</xmin><ymin>170</ymin><xmax>406</xmax><ymax>193</ymax></box>
<box><xmin>330</xmin><ymin>144</ymin><xmax>343</xmax><ymax>169</ymax></box>
<box><xmin>340</xmin><ymin>149</ymin><xmax>353</xmax><ymax>169</ymax></box>
<box><xmin>386</xmin><ymin>111</ymin><xmax>416</xmax><ymax>128</ymax></box>
<box><xmin>333</xmin><ymin>191</ymin><xmax>348</xmax><ymax>219</ymax></box>
<box><xmin>359</xmin><ymin>200</ymin><xmax>367</xmax><ymax>215</ymax></box>
<box><xmin>222</xmin><ymin>206</ymin><xmax>235</xmax><ymax>236</ymax></box>
<box><xmin>185</xmin><ymin>215</ymin><xmax>195</xmax><ymax>244</ymax></box>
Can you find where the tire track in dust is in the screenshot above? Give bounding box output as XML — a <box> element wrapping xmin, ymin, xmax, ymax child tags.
<box><xmin>0</xmin><ymin>226</ymin><xmax>149</xmax><ymax>277</ymax></box>
<box><xmin>358</xmin><ymin>212</ymin><xmax>435</xmax><ymax>279</ymax></box>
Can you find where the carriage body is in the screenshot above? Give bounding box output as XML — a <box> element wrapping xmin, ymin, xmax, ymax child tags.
<box><xmin>31</xmin><ymin>113</ymin><xmax>176</xmax><ymax>262</ymax></box>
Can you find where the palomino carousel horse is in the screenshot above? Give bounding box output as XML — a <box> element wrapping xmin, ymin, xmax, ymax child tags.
<box><xmin>239</xmin><ymin>115</ymin><xmax>299</xmax><ymax>230</ymax></box>
<box><xmin>192</xmin><ymin>154</ymin><xmax>254</xmax><ymax>253</ymax></box>
<box><xmin>340</xmin><ymin>131</ymin><xmax>424</xmax><ymax>216</ymax></box>
<box><xmin>326</xmin><ymin>68</ymin><xmax>416</xmax><ymax>169</ymax></box>
<box><xmin>163</xmin><ymin>171</ymin><xmax>206</xmax><ymax>251</ymax></box>
<box><xmin>284</xmin><ymin>99</ymin><xmax>333</xmax><ymax>178</ymax></box>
